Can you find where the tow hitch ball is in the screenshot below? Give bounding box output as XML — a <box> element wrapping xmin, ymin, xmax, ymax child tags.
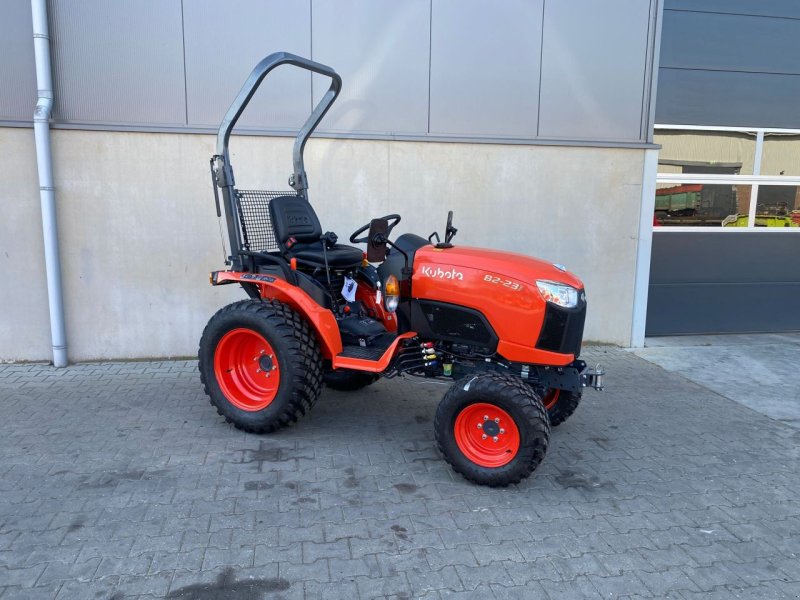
<box><xmin>582</xmin><ymin>364</ymin><xmax>604</xmax><ymax>391</ymax></box>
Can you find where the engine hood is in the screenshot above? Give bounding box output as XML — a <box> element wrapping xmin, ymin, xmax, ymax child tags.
<box><xmin>414</xmin><ymin>245</ymin><xmax>584</xmax><ymax>289</ymax></box>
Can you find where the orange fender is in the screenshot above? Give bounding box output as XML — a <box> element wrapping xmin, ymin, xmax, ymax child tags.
<box><xmin>211</xmin><ymin>271</ymin><xmax>343</xmax><ymax>359</ymax></box>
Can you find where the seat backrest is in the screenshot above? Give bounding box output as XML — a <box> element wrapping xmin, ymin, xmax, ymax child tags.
<box><xmin>269</xmin><ymin>196</ymin><xmax>323</xmax><ymax>247</ymax></box>
<box><xmin>235</xmin><ymin>190</ymin><xmax>299</xmax><ymax>252</ymax></box>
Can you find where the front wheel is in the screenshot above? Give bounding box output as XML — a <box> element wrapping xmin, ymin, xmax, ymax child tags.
<box><xmin>541</xmin><ymin>389</ymin><xmax>581</xmax><ymax>427</ymax></box>
<box><xmin>198</xmin><ymin>299</ymin><xmax>323</xmax><ymax>433</ymax></box>
<box><xmin>434</xmin><ymin>372</ymin><xmax>550</xmax><ymax>487</ymax></box>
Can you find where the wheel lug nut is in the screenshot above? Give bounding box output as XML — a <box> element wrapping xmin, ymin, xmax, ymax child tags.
<box><xmin>483</xmin><ymin>415</ymin><xmax>489</xmax><ymax>421</ymax></box>
<box><xmin>481</xmin><ymin>434</ymin><xmax>487</xmax><ymax>440</ymax></box>
<box><xmin>256</xmin><ymin>368</ymin><xmax>261</xmax><ymax>373</ymax></box>
<box><xmin>493</xmin><ymin>436</ymin><xmax>498</xmax><ymax>442</ymax></box>
<box><xmin>261</xmin><ymin>349</ymin><xmax>265</xmax><ymax>354</ymax></box>
<box><xmin>500</xmin><ymin>428</ymin><xmax>505</xmax><ymax>434</ymax></box>
<box><xmin>494</xmin><ymin>418</ymin><xmax>500</xmax><ymax>423</ymax></box>
<box><xmin>477</xmin><ymin>423</ymin><xmax>482</xmax><ymax>429</ymax></box>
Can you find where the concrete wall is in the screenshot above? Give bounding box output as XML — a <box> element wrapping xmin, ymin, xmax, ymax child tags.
<box><xmin>0</xmin><ymin>127</ymin><xmax>645</xmax><ymax>361</ymax></box>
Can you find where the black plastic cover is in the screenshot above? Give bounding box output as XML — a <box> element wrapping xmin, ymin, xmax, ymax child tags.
<box><xmin>338</xmin><ymin>314</ymin><xmax>387</xmax><ymax>346</ymax></box>
<box><xmin>535</xmin><ymin>297</ymin><xmax>586</xmax><ymax>357</ymax></box>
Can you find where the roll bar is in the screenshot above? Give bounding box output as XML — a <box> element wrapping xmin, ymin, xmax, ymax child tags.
<box><xmin>214</xmin><ymin>51</ymin><xmax>342</xmax><ymax>194</ymax></box>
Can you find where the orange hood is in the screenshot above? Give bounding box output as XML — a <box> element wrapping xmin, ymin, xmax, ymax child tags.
<box><xmin>414</xmin><ymin>245</ymin><xmax>584</xmax><ymax>289</ymax></box>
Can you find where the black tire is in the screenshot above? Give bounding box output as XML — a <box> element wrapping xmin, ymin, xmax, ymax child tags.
<box><xmin>198</xmin><ymin>299</ymin><xmax>323</xmax><ymax>433</ymax></box>
<box><xmin>323</xmin><ymin>369</ymin><xmax>378</xmax><ymax>391</ymax></box>
<box><xmin>542</xmin><ymin>389</ymin><xmax>581</xmax><ymax>427</ymax></box>
<box><xmin>434</xmin><ymin>372</ymin><xmax>550</xmax><ymax>487</ymax></box>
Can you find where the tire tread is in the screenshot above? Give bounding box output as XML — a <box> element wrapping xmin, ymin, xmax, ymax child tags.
<box><xmin>198</xmin><ymin>299</ymin><xmax>323</xmax><ymax>433</ymax></box>
<box><xmin>435</xmin><ymin>372</ymin><xmax>550</xmax><ymax>487</ymax></box>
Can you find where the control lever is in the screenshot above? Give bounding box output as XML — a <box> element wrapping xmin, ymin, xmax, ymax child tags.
<box><xmin>444</xmin><ymin>210</ymin><xmax>458</xmax><ymax>244</ymax></box>
<box><xmin>321</xmin><ymin>231</ymin><xmax>338</xmax><ymax>249</ymax></box>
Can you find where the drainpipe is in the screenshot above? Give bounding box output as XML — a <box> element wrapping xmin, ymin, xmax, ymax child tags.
<box><xmin>31</xmin><ymin>0</ymin><xmax>67</xmax><ymax>367</ymax></box>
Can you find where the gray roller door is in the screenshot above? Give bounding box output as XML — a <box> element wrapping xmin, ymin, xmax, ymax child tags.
<box><xmin>646</xmin><ymin>232</ymin><xmax>800</xmax><ymax>335</ymax></box>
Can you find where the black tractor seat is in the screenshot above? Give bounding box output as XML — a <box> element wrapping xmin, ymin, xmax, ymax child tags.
<box><xmin>269</xmin><ymin>195</ymin><xmax>362</xmax><ymax>269</ymax></box>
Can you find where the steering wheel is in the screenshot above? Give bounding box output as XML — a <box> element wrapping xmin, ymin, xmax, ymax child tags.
<box><xmin>349</xmin><ymin>214</ymin><xmax>401</xmax><ymax>244</ymax></box>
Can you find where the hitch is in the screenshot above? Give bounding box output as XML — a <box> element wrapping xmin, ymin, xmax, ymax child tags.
<box><xmin>581</xmin><ymin>363</ymin><xmax>604</xmax><ymax>391</ymax></box>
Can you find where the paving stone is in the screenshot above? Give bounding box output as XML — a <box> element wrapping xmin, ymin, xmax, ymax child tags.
<box><xmin>0</xmin><ymin>350</ymin><xmax>797</xmax><ymax>598</ymax></box>
<box><xmin>354</xmin><ymin>572</ymin><xmax>412</xmax><ymax>598</ymax></box>
<box><xmin>539</xmin><ymin>575</ymin><xmax>602</xmax><ymax>599</ymax></box>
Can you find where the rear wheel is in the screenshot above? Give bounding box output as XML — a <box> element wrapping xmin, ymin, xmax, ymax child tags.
<box><xmin>323</xmin><ymin>369</ymin><xmax>378</xmax><ymax>391</ymax></box>
<box><xmin>199</xmin><ymin>299</ymin><xmax>323</xmax><ymax>433</ymax></box>
<box><xmin>435</xmin><ymin>372</ymin><xmax>550</xmax><ymax>487</ymax></box>
<box><xmin>541</xmin><ymin>389</ymin><xmax>581</xmax><ymax>427</ymax></box>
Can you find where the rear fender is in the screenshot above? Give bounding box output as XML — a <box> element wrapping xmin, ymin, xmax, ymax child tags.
<box><xmin>212</xmin><ymin>271</ymin><xmax>342</xmax><ymax>359</ymax></box>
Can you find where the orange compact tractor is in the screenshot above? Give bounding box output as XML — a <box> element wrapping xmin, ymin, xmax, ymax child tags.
<box><xmin>199</xmin><ymin>53</ymin><xmax>603</xmax><ymax>486</ymax></box>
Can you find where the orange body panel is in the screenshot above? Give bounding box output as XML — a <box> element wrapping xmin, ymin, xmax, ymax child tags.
<box><xmin>410</xmin><ymin>246</ymin><xmax>584</xmax><ymax>366</ymax></box>
<box><xmin>213</xmin><ymin>242</ymin><xmax>583</xmax><ymax>370</ymax></box>
<box><xmin>355</xmin><ymin>282</ymin><xmax>398</xmax><ymax>333</ymax></box>
<box><xmin>213</xmin><ymin>271</ymin><xmax>343</xmax><ymax>359</ymax></box>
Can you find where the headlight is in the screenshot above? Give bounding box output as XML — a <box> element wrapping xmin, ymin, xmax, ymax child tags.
<box><xmin>536</xmin><ymin>280</ymin><xmax>579</xmax><ymax>308</ymax></box>
<box><xmin>384</xmin><ymin>275</ymin><xmax>400</xmax><ymax>312</ymax></box>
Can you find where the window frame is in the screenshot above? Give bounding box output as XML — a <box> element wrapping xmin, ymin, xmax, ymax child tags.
<box><xmin>654</xmin><ymin>124</ymin><xmax>800</xmax><ymax>231</ymax></box>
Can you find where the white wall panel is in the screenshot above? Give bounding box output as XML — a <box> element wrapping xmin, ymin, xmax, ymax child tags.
<box><xmin>539</xmin><ymin>0</ymin><xmax>651</xmax><ymax>141</ymax></box>
<box><xmin>429</xmin><ymin>0</ymin><xmax>542</xmax><ymax>137</ymax></box>
<box><xmin>311</xmin><ymin>0</ymin><xmax>430</xmax><ymax>134</ymax></box>
<box><xmin>49</xmin><ymin>0</ymin><xmax>186</xmax><ymax>125</ymax></box>
<box><xmin>184</xmin><ymin>0</ymin><xmax>312</xmax><ymax>131</ymax></box>
<box><xmin>0</xmin><ymin>0</ymin><xmax>36</xmax><ymax>121</ymax></box>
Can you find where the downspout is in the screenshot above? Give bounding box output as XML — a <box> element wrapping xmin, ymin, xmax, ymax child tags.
<box><xmin>31</xmin><ymin>0</ymin><xmax>67</xmax><ymax>367</ymax></box>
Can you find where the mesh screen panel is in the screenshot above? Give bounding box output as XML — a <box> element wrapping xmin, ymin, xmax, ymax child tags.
<box><xmin>233</xmin><ymin>190</ymin><xmax>297</xmax><ymax>252</ymax></box>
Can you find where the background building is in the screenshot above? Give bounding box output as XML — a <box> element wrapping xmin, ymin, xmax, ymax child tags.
<box><xmin>3</xmin><ymin>0</ymin><xmax>661</xmax><ymax>362</ymax></box>
<box><xmin>649</xmin><ymin>0</ymin><xmax>800</xmax><ymax>335</ymax></box>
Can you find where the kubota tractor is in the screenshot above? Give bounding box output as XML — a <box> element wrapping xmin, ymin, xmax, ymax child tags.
<box><xmin>199</xmin><ymin>53</ymin><xmax>603</xmax><ymax>486</ymax></box>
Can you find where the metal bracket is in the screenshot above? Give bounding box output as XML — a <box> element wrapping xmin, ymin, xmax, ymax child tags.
<box><xmin>581</xmin><ymin>363</ymin><xmax>605</xmax><ymax>391</ymax></box>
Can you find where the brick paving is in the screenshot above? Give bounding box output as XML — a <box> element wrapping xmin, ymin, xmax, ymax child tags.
<box><xmin>0</xmin><ymin>347</ymin><xmax>798</xmax><ymax>599</ymax></box>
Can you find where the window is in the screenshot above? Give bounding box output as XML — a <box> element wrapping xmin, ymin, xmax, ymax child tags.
<box><xmin>761</xmin><ymin>134</ymin><xmax>800</xmax><ymax>177</ymax></box>
<box><xmin>653</xmin><ymin>126</ymin><xmax>800</xmax><ymax>230</ymax></box>
<box><xmin>655</xmin><ymin>130</ymin><xmax>756</xmax><ymax>176</ymax></box>
<box><xmin>653</xmin><ymin>183</ymin><xmax>752</xmax><ymax>227</ymax></box>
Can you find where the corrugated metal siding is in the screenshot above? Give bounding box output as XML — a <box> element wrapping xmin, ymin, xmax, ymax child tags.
<box><xmin>656</xmin><ymin>69</ymin><xmax>800</xmax><ymax>129</ymax></box>
<box><xmin>665</xmin><ymin>0</ymin><xmax>800</xmax><ymax>20</ymax></box>
<box><xmin>2</xmin><ymin>0</ymin><xmax>661</xmax><ymax>144</ymax></box>
<box><xmin>538</xmin><ymin>0</ymin><xmax>652</xmax><ymax>141</ymax></box>
<box><xmin>656</xmin><ymin>5</ymin><xmax>800</xmax><ymax>127</ymax></box>
<box><xmin>311</xmin><ymin>0</ymin><xmax>430</xmax><ymax>135</ymax></box>
<box><xmin>428</xmin><ymin>0</ymin><xmax>542</xmax><ymax>137</ymax></box>
<box><xmin>647</xmin><ymin>232</ymin><xmax>800</xmax><ymax>335</ymax></box>
<box><xmin>0</xmin><ymin>0</ymin><xmax>37</xmax><ymax>122</ymax></box>
<box><xmin>48</xmin><ymin>0</ymin><xmax>186</xmax><ymax>125</ymax></box>
<box><xmin>183</xmin><ymin>0</ymin><xmax>312</xmax><ymax>130</ymax></box>
<box><xmin>661</xmin><ymin>11</ymin><xmax>800</xmax><ymax>74</ymax></box>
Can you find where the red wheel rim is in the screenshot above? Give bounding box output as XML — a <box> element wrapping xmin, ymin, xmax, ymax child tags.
<box><xmin>454</xmin><ymin>403</ymin><xmax>520</xmax><ymax>468</ymax></box>
<box><xmin>213</xmin><ymin>328</ymin><xmax>281</xmax><ymax>411</ymax></box>
<box><xmin>542</xmin><ymin>389</ymin><xmax>560</xmax><ymax>410</ymax></box>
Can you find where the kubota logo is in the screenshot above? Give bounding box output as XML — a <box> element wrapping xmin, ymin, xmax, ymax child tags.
<box><xmin>421</xmin><ymin>266</ymin><xmax>464</xmax><ymax>280</ymax></box>
<box><xmin>287</xmin><ymin>215</ymin><xmax>310</xmax><ymax>225</ymax></box>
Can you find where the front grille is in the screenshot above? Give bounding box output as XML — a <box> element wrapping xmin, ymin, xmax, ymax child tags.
<box><xmin>418</xmin><ymin>301</ymin><xmax>497</xmax><ymax>347</ymax></box>
<box><xmin>535</xmin><ymin>297</ymin><xmax>586</xmax><ymax>356</ymax></box>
